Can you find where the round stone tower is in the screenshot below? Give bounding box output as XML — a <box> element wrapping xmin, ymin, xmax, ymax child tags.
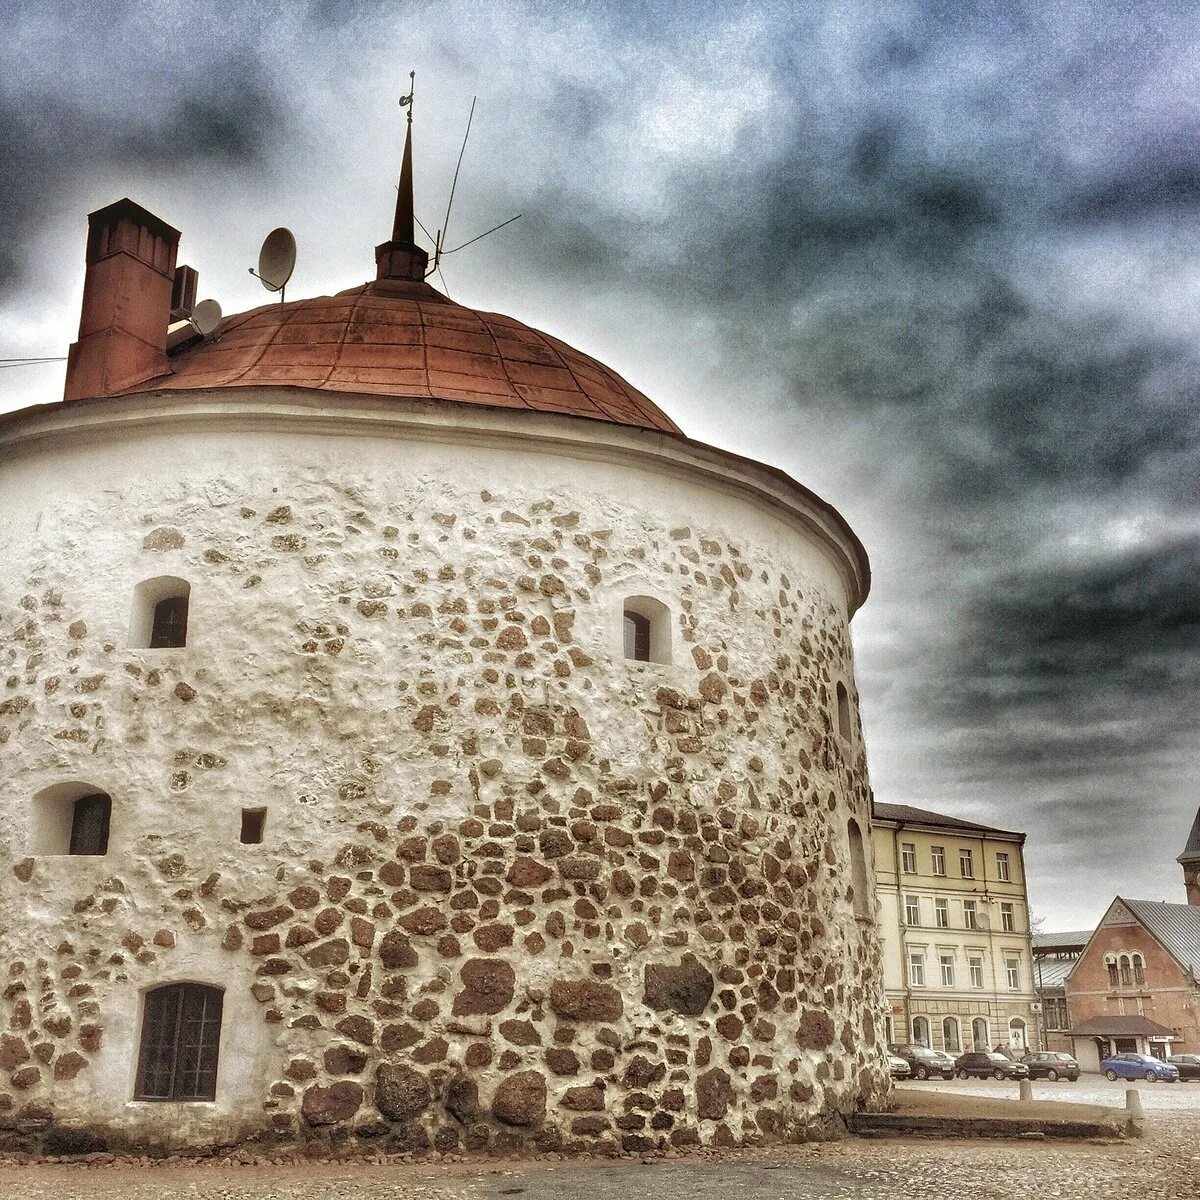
<box><xmin>0</xmin><ymin>127</ymin><xmax>887</xmax><ymax>1157</ymax></box>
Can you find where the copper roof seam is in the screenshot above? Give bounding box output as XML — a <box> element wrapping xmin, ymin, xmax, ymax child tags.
<box><xmin>474</xmin><ymin>310</ymin><xmax>533</xmax><ymax>414</ymax></box>
<box><xmin>524</xmin><ymin>326</ymin><xmax>611</xmax><ymax>422</ymax></box>
<box><xmin>229</xmin><ymin>292</ymin><xmax>322</xmax><ymax>386</ymax></box>
<box><xmin>414</xmin><ymin>299</ymin><xmax>435</xmax><ymax>399</ymax></box>
<box><xmin>320</xmin><ymin>287</ymin><xmax>368</xmax><ymax>389</ymax></box>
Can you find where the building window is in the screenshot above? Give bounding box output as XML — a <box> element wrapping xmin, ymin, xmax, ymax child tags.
<box><xmin>835</xmin><ymin>681</ymin><xmax>852</xmax><ymax>741</ymax></box>
<box><xmin>135</xmin><ymin>983</ymin><xmax>224</xmax><ymax>1101</ymax></box>
<box><xmin>131</xmin><ymin>577</ymin><xmax>192</xmax><ymax>649</ymax></box>
<box><xmin>963</xmin><ymin>900</ymin><xmax>978</xmax><ymax>930</ymax></box>
<box><xmin>959</xmin><ymin>849</ymin><xmax>974</xmax><ymax>878</ymax></box>
<box><xmin>1005</xmin><ymin>956</ymin><xmax>1021</xmax><ymax>990</ymax></box>
<box><xmin>935</xmin><ymin>898</ymin><xmax>949</xmax><ymax>928</ymax></box>
<box><xmin>971</xmin><ymin>1016</ymin><xmax>989</xmax><ymax>1050</ymax></box>
<box><xmin>1044</xmin><ymin>997</ymin><xmax>1068</xmax><ymax>1030</ymax></box>
<box><xmin>1132</xmin><ymin>953</ymin><xmax>1145</xmax><ymax>984</ymax></box>
<box><xmin>969</xmin><ymin>956</ymin><xmax>984</xmax><ymax>988</ymax></box>
<box><xmin>912</xmin><ymin>1015</ymin><xmax>930</xmax><ymax>1046</ymax></box>
<box><xmin>940</xmin><ymin>954</ymin><xmax>955</xmax><ymax>987</ymax></box>
<box><xmin>901</xmin><ymin>843</ymin><xmax>917</xmax><ymax>873</ymax></box>
<box><xmin>31</xmin><ymin>783</ymin><xmax>112</xmax><ymax>856</ymax></box>
<box><xmin>240</xmin><ymin>808</ymin><xmax>266</xmax><ymax>845</ymax></box>
<box><xmin>1119</xmin><ymin>955</ymin><xmax>1132</xmax><ymax>986</ymax></box>
<box><xmin>622</xmin><ymin>596</ymin><xmax>670</xmax><ymax>664</ymax></box>
<box><xmin>905</xmin><ymin>895</ymin><xmax>921</xmax><ymax>926</ymax></box>
<box><xmin>996</xmin><ymin>852</ymin><xmax>1011</xmax><ymax>882</ymax></box>
<box><xmin>1000</xmin><ymin>902</ymin><xmax>1015</xmax><ymax>933</ymax></box>
<box><xmin>931</xmin><ymin>846</ymin><xmax>946</xmax><ymax>876</ymax></box>
<box><xmin>942</xmin><ymin>1016</ymin><xmax>961</xmax><ymax>1052</ymax></box>
<box><xmin>847</xmin><ymin>818</ymin><xmax>870</xmax><ymax>918</ymax></box>
<box><xmin>1106</xmin><ymin>958</ymin><xmax>1119</xmax><ymax>987</ymax></box>
<box><xmin>908</xmin><ymin>952</ymin><xmax>926</xmax><ymax>988</ymax></box>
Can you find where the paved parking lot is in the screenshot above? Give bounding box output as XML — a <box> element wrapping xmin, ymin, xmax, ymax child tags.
<box><xmin>900</xmin><ymin>1073</ymin><xmax>1200</xmax><ymax>1112</ymax></box>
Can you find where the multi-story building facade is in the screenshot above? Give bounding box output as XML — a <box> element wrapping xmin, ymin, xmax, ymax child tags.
<box><xmin>873</xmin><ymin>803</ymin><xmax>1039</xmax><ymax>1055</ymax></box>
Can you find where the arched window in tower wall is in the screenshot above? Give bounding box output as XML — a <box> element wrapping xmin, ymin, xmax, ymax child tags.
<box><xmin>31</xmin><ymin>783</ymin><xmax>112</xmax><ymax>855</ymax></box>
<box><xmin>135</xmin><ymin>983</ymin><xmax>224</xmax><ymax>1101</ymax></box>
<box><xmin>622</xmin><ymin>596</ymin><xmax>671</xmax><ymax>665</ymax></box>
<box><xmin>836</xmin><ymin>681</ymin><xmax>852</xmax><ymax>742</ymax></box>
<box><xmin>131</xmin><ymin>577</ymin><xmax>191</xmax><ymax>649</ymax></box>
<box><xmin>847</xmin><ymin>817</ymin><xmax>870</xmax><ymax>918</ymax></box>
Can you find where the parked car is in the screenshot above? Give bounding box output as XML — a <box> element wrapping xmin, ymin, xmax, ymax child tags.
<box><xmin>1023</xmin><ymin>1051</ymin><xmax>1080</xmax><ymax>1082</ymax></box>
<box><xmin>1166</xmin><ymin>1054</ymin><xmax>1200</xmax><ymax>1081</ymax></box>
<box><xmin>888</xmin><ymin>1054</ymin><xmax>912</xmax><ymax>1080</ymax></box>
<box><xmin>954</xmin><ymin>1051</ymin><xmax>1030</xmax><ymax>1080</ymax></box>
<box><xmin>1100</xmin><ymin>1053</ymin><xmax>1179</xmax><ymax>1083</ymax></box>
<box><xmin>888</xmin><ymin>1044</ymin><xmax>956</xmax><ymax>1081</ymax></box>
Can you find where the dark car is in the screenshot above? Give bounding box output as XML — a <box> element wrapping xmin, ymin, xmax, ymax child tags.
<box><xmin>1023</xmin><ymin>1051</ymin><xmax>1080</xmax><ymax>1081</ymax></box>
<box><xmin>888</xmin><ymin>1044</ymin><xmax>956</xmax><ymax>1081</ymax></box>
<box><xmin>1167</xmin><ymin>1054</ymin><xmax>1200</xmax><ymax>1081</ymax></box>
<box><xmin>955</xmin><ymin>1051</ymin><xmax>1030</xmax><ymax>1080</ymax></box>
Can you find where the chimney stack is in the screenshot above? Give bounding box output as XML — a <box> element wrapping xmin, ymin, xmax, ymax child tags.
<box><xmin>1178</xmin><ymin>805</ymin><xmax>1200</xmax><ymax>906</ymax></box>
<box><xmin>64</xmin><ymin>199</ymin><xmax>180</xmax><ymax>402</ymax></box>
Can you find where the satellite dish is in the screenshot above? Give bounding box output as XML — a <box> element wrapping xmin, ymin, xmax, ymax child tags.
<box><xmin>977</xmin><ymin>913</ymin><xmax>992</xmax><ymax>932</ymax></box>
<box><xmin>190</xmin><ymin>299</ymin><xmax>223</xmax><ymax>337</ymax></box>
<box><xmin>255</xmin><ymin>227</ymin><xmax>296</xmax><ymax>293</ymax></box>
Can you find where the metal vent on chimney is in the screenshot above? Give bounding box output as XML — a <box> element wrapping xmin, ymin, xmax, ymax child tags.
<box><xmin>170</xmin><ymin>265</ymin><xmax>198</xmax><ymax>320</ymax></box>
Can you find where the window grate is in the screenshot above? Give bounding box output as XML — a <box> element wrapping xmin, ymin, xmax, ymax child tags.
<box><xmin>135</xmin><ymin>983</ymin><xmax>223</xmax><ymax>1101</ymax></box>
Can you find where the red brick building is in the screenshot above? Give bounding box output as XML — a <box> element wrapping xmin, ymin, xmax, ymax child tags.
<box><xmin>1062</xmin><ymin>810</ymin><xmax>1200</xmax><ymax>1072</ymax></box>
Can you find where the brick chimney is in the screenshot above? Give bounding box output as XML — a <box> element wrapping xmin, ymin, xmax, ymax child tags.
<box><xmin>64</xmin><ymin>199</ymin><xmax>180</xmax><ymax>401</ymax></box>
<box><xmin>1178</xmin><ymin>805</ymin><xmax>1200</xmax><ymax>905</ymax></box>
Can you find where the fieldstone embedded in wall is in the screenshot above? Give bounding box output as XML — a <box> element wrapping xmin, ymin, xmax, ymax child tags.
<box><xmin>0</xmin><ymin>418</ymin><xmax>887</xmax><ymax>1157</ymax></box>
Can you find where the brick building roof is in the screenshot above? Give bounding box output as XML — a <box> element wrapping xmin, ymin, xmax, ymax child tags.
<box><xmin>1120</xmin><ymin>898</ymin><xmax>1200</xmax><ymax>976</ymax></box>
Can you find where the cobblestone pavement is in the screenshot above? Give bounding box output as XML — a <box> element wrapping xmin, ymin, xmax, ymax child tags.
<box><xmin>900</xmin><ymin>1074</ymin><xmax>1200</xmax><ymax>1111</ymax></box>
<box><xmin>1</xmin><ymin>1117</ymin><xmax>1197</xmax><ymax>1200</ymax></box>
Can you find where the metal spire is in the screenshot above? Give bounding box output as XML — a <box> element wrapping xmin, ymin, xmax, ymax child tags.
<box><xmin>375</xmin><ymin>70</ymin><xmax>429</xmax><ymax>283</ymax></box>
<box><xmin>392</xmin><ymin>71</ymin><xmax>416</xmax><ymax>246</ymax></box>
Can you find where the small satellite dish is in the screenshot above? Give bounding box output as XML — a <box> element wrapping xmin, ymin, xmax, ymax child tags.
<box><xmin>255</xmin><ymin>227</ymin><xmax>297</xmax><ymax>294</ymax></box>
<box><xmin>976</xmin><ymin>913</ymin><xmax>992</xmax><ymax>932</ymax></box>
<box><xmin>191</xmin><ymin>299</ymin><xmax>223</xmax><ymax>338</ymax></box>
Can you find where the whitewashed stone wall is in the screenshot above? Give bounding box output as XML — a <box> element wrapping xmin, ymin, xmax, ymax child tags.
<box><xmin>0</xmin><ymin>393</ymin><xmax>887</xmax><ymax>1156</ymax></box>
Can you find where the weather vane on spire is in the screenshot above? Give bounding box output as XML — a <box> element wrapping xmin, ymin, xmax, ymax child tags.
<box><xmin>399</xmin><ymin>71</ymin><xmax>415</xmax><ymax>125</ymax></box>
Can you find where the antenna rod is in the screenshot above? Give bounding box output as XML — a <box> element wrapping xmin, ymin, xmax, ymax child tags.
<box><xmin>436</xmin><ymin>96</ymin><xmax>476</xmax><ymax>269</ymax></box>
<box><xmin>443</xmin><ymin>213</ymin><xmax>522</xmax><ymax>256</ymax></box>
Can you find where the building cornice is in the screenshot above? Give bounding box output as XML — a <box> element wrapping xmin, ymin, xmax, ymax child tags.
<box><xmin>0</xmin><ymin>387</ymin><xmax>871</xmax><ymax>615</ymax></box>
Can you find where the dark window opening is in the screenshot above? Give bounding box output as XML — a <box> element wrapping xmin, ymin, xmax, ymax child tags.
<box><xmin>69</xmin><ymin>792</ymin><xmax>111</xmax><ymax>855</ymax></box>
<box><xmin>241</xmin><ymin>808</ymin><xmax>266</xmax><ymax>845</ymax></box>
<box><xmin>1107</xmin><ymin>962</ymin><xmax>1119</xmax><ymax>987</ymax></box>
<box><xmin>135</xmin><ymin>983</ymin><xmax>223</xmax><ymax>1101</ymax></box>
<box><xmin>836</xmin><ymin>681</ymin><xmax>851</xmax><ymax>741</ymax></box>
<box><xmin>624</xmin><ymin>610</ymin><xmax>651</xmax><ymax>662</ymax></box>
<box><xmin>150</xmin><ymin>595</ymin><xmax>189</xmax><ymax>649</ymax></box>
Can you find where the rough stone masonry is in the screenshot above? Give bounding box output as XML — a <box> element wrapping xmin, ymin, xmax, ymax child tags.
<box><xmin>0</xmin><ymin>395</ymin><xmax>888</xmax><ymax>1157</ymax></box>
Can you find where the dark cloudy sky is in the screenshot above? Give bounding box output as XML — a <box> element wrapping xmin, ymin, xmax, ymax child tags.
<box><xmin>3</xmin><ymin>1</ymin><xmax>1198</xmax><ymax>930</ymax></box>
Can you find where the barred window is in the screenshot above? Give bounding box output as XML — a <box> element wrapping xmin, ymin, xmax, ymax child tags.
<box><xmin>135</xmin><ymin>983</ymin><xmax>223</xmax><ymax>1101</ymax></box>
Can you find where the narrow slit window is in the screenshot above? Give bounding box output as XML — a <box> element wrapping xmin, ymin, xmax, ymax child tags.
<box><xmin>621</xmin><ymin>596</ymin><xmax>670</xmax><ymax>665</ymax></box>
<box><xmin>835</xmin><ymin>681</ymin><xmax>851</xmax><ymax>741</ymax></box>
<box><xmin>623</xmin><ymin>610</ymin><xmax>651</xmax><ymax>662</ymax></box>
<box><xmin>135</xmin><ymin>983</ymin><xmax>223</xmax><ymax>1101</ymax></box>
<box><xmin>69</xmin><ymin>792</ymin><xmax>111</xmax><ymax>855</ymax></box>
<box><xmin>131</xmin><ymin>577</ymin><xmax>191</xmax><ymax>650</ymax></box>
<box><xmin>240</xmin><ymin>808</ymin><xmax>266</xmax><ymax>845</ymax></box>
<box><xmin>151</xmin><ymin>595</ymin><xmax>189</xmax><ymax>648</ymax></box>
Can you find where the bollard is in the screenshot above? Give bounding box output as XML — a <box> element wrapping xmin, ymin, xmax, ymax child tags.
<box><xmin>1125</xmin><ymin>1087</ymin><xmax>1145</xmax><ymax>1137</ymax></box>
<box><xmin>1019</xmin><ymin>1078</ymin><xmax>1033</xmax><ymax>1103</ymax></box>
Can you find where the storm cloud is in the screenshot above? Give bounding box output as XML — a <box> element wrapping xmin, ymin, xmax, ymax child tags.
<box><xmin>1</xmin><ymin>0</ymin><xmax>1197</xmax><ymax>927</ymax></box>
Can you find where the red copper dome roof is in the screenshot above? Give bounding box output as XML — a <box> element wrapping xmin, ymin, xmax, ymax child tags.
<box><xmin>133</xmin><ymin>279</ymin><xmax>680</xmax><ymax>435</ymax></box>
